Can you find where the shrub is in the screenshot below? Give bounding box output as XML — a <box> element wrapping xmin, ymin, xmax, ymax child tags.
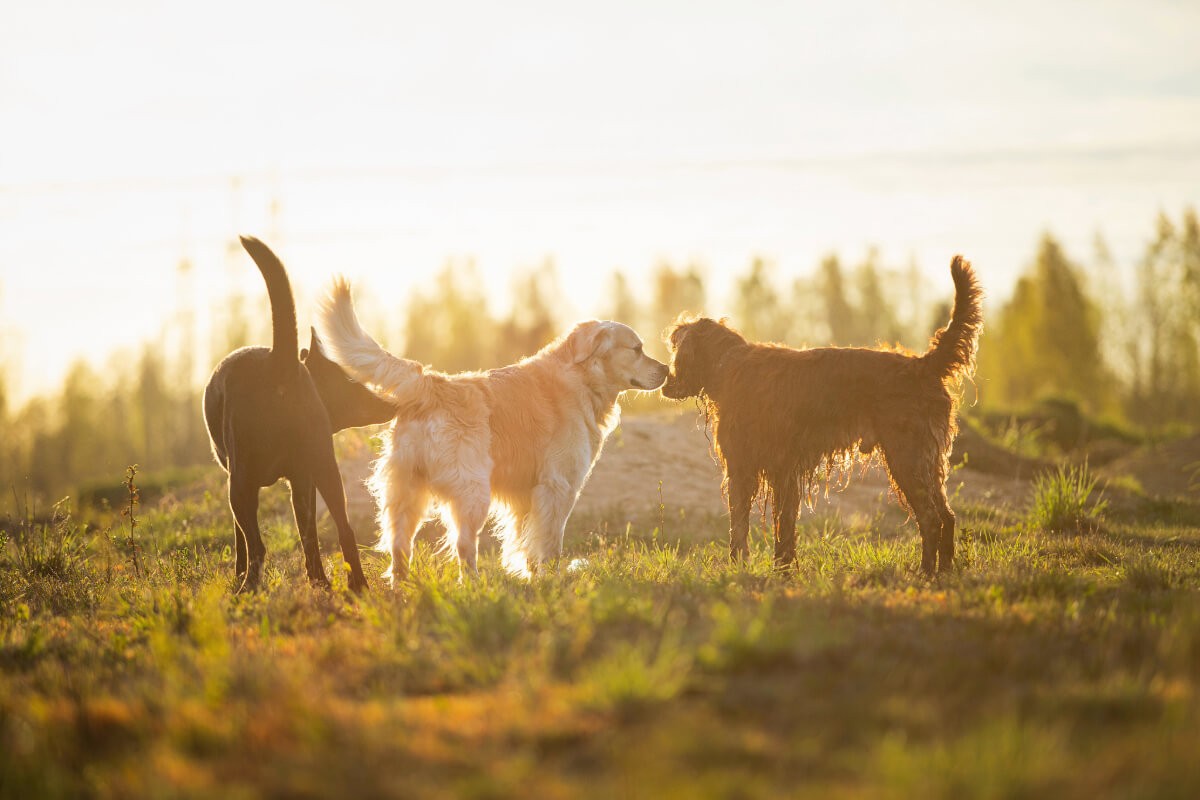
<box><xmin>1027</xmin><ymin>462</ymin><xmax>1107</xmax><ymax>535</ymax></box>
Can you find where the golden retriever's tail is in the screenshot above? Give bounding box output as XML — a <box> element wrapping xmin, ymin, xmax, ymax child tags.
<box><xmin>922</xmin><ymin>255</ymin><xmax>983</xmax><ymax>384</ymax></box>
<box><xmin>316</xmin><ymin>277</ymin><xmax>430</xmax><ymax>405</ymax></box>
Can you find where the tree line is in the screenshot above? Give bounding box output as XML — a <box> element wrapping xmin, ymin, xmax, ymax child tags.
<box><xmin>1</xmin><ymin>208</ymin><xmax>1197</xmax><ymax>510</ymax></box>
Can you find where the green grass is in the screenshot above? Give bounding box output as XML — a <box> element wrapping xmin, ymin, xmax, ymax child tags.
<box><xmin>2</xmin><ymin>478</ymin><xmax>1200</xmax><ymax>798</ymax></box>
<box><xmin>1027</xmin><ymin>461</ymin><xmax>1109</xmax><ymax>535</ymax></box>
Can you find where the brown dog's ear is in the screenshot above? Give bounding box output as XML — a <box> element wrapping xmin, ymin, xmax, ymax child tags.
<box><xmin>572</xmin><ymin>321</ymin><xmax>613</xmax><ymax>364</ymax></box>
<box><xmin>668</xmin><ymin>325</ymin><xmax>688</xmax><ymax>352</ymax></box>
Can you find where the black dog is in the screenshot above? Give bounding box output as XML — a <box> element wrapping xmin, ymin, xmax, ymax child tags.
<box><xmin>203</xmin><ymin>237</ymin><xmax>395</xmax><ymax>593</ymax></box>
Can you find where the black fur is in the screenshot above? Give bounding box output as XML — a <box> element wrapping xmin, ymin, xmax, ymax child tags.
<box><xmin>203</xmin><ymin>237</ymin><xmax>395</xmax><ymax>593</ymax></box>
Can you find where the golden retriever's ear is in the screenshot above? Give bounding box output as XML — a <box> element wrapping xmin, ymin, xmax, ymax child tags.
<box><xmin>572</xmin><ymin>321</ymin><xmax>613</xmax><ymax>364</ymax></box>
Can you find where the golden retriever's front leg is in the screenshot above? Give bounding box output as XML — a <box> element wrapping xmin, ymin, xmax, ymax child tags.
<box><xmin>526</xmin><ymin>475</ymin><xmax>576</xmax><ymax>570</ymax></box>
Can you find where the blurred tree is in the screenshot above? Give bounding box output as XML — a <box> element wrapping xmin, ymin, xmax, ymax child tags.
<box><xmin>1090</xmin><ymin>233</ymin><xmax>1141</xmax><ymax>395</ymax></box>
<box><xmin>496</xmin><ymin>259</ymin><xmax>563</xmax><ymax>364</ymax></box>
<box><xmin>56</xmin><ymin>361</ymin><xmax>110</xmax><ymax>486</ymax></box>
<box><xmin>979</xmin><ymin>234</ymin><xmax>1113</xmax><ymax>413</ymax></box>
<box><xmin>1126</xmin><ymin>211</ymin><xmax>1200</xmax><ymax>426</ymax></box>
<box><xmin>786</xmin><ymin>275</ymin><xmax>819</xmax><ymax>346</ymax></box>
<box><xmin>213</xmin><ymin>291</ymin><xmax>251</xmax><ymax>358</ymax></box>
<box><xmin>817</xmin><ymin>254</ymin><xmax>858</xmax><ymax>345</ymax></box>
<box><xmin>645</xmin><ymin>261</ymin><xmax>706</xmax><ymax>359</ymax></box>
<box><xmin>605</xmin><ymin>270</ymin><xmax>642</xmax><ymax>333</ymax></box>
<box><xmin>900</xmin><ymin>256</ymin><xmax>929</xmax><ymax>348</ymax></box>
<box><xmin>855</xmin><ymin>250</ymin><xmax>905</xmax><ymax>346</ymax></box>
<box><xmin>1181</xmin><ymin>207</ymin><xmax>1200</xmax><ymax>325</ymax></box>
<box><xmin>732</xmin><ymin>257</ymin><xmax>791</xmax><ymax>344</ymax></box>
<box><xmin>403</xmin><ymin>258</ymin><xmax>497</xmax><ymax>372</ymax></box>
<box><xmin>134</xmin><ymin>345</ymin><xmax>171</xmax><ymax>469</ymax></box>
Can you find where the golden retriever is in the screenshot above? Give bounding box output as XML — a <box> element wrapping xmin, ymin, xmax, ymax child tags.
<box><xmin>316</xmin><ymin>278</ymin><xmax>668</xmax><ymax>581</ymax></box>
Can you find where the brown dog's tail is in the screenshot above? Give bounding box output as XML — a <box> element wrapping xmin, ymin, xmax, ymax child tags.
<box><xmin>240</xmin><ymin>236</ymin><xmax>298</xmax><ymax>367</ymax></box>
<box><xmin>316</xmin><ymin>277</ymin><xmax>431</xmax><ymax>407</ymax></box>
<box><xmin>922</xmin><ymin>255</ymin><xmax>983</xmax><ymax>383</ymax></box>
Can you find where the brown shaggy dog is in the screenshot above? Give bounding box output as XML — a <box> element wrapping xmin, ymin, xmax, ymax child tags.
<box><xmin>662</xmin><ymin>256</ymin><xmax>982</xmax><ymax>574</ymax></box>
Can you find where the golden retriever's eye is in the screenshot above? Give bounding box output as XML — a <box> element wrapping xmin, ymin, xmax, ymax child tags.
<box><xmin>634</xmin><ymin>343</ymin><xmax>643</xmax><ymax>354</ymax></box>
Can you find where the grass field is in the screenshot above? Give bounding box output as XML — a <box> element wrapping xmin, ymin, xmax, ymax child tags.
<box><xmin>2</xmin><ymin>464</ymin><xmax>1200</xmax><ymax>799</ymax></box>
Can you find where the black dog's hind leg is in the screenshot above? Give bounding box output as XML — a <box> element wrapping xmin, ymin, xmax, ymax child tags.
<box><xmin>312</xmin><ymin>447</ymin><xmax>368</xmax><ymax>593</ymax></box>
<box><xmin>229</xmin><ymin>476</ymin><xmax>267</xmax><ymax>593</ymax></box>
<box><xmin>290</xmin><ymin>477</ymin><xmax>330</xmax><ymax>588</ymax></box>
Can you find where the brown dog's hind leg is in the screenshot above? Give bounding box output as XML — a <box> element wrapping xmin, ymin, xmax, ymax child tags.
<box><xmin>936</xmin><ymin>489</ymin><xmax>956</xmax><ymax>572</ymax></box>
<box><xmin>881</xmin><ymin>444</ymin><xmax>942</xmax><ymax>576</ymax></box>
<box><xmin>229</xmin><ymin>477</ymin><xmax>266</xmax><ymax>593</ymax></box>
<box><xmin>290</xmin><ymin>478</ymin><xmax>330</xmax><ymax>588</ymax></box>
<box><xmin>771</xmin><ymin>476</ymin><xmax>800</xmax><ymax>570</ymax></box>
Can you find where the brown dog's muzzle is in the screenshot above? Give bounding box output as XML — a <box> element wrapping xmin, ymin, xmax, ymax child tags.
<box><xmin>660</xmin><ymin>372</ymin><xmax>695</xmax><ymax>399</ymax></box>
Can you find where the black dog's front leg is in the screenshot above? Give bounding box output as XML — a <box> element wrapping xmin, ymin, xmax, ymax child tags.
<box><xmin>312</xmin><ymin>447</ymin><xmax>369</xmax><ymax>593</ymax></box>
<box><xmin>234</xmin><ymin>522</ymin><xmax>248</xmax><ymax>581</ymax></box>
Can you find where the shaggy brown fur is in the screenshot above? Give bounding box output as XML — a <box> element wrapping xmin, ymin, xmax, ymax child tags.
<box><xmin>662</xmin><ymin>255</ymin><xmax>983</xmax><ymax>574</ymax></box>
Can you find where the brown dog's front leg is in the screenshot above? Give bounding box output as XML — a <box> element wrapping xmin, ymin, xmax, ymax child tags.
<box><xmin>727</xmin><ymin>473</ymin><xmax>754</xmax><ymax>562</ymax></box>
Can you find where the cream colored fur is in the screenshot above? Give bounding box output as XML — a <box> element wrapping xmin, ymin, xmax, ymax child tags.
<box><xmin>316</xmin><ymin>277</ymin><xmax>668</xmax><ymax>581</ymax></box>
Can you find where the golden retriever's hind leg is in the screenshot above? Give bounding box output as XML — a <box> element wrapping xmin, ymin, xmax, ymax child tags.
<box><xmin>449</xmin><ymin>489</ymin><xmax>490</xmax><ymax>579</ymax></box>
<box><xmin>379</xmin><ymin>485</ymin><xmax>429</xmax><ymax>588</ymax></box>
<box><xmin>494</xmin><ymin>503</ymin><xmax>531</xmax><ymax>577</ymax></box>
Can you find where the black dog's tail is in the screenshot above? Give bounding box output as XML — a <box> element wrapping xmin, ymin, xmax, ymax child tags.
<box><xmin>922</xmin><ymin>255</ymin><xmax>983</xmax><ymax>384</ymax></box>
<box><xmin>240</xmin><ymin>236</ymin><xmax>298</xmax><ymax>367</ymax></box>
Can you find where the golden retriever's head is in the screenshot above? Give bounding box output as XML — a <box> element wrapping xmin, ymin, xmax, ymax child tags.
<box><xmin>661</xmin><ymin>317</ymin><xmax>747</xmax><ymax>400</ymax></box>
<box><xmin>569</xmin><ymin>320</ymin><xmax>668</xmax><ymax>392</ymax></box>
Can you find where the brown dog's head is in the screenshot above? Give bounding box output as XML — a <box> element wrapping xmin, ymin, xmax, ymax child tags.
<box><xmin>661</xmin><ymin>317</ymin><xmax>747</xmax><ymax>400</ymax></box>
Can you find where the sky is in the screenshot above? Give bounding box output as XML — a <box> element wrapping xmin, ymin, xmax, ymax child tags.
<box><xmin>2</xmin><ymin>0</ymin><xmax>1199</xmax><ymax>402</ymax></box>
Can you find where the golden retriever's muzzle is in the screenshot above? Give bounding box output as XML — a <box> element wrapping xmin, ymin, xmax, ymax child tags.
<box><xmin>633</xmin><ymin>360</ymin><xmax>669</xmax><ymax>391</ymax></box>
